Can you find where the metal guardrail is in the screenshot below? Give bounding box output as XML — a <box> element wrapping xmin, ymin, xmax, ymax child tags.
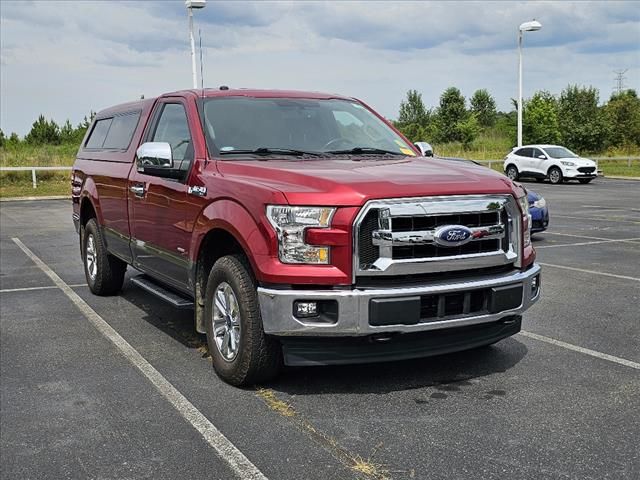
<box><xmin>0</xmin><ymin>166</ymin><xmax>72</xmax><ymax>188</ymax></box>
<box><xmin>1</xmin><ymin>157</ymin><xmax>639</xmax><ymax>189</ymax></box>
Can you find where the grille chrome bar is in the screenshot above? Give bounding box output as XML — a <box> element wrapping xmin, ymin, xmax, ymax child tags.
<box><xmin>372</xmin><ymin>224</ymin><xmax>505</xmax><ymax>246</ymax></box>
<box><xmin>353</xmin><ymin>195</ymin><xmax>522</xmax><ymax>279</ymax></box>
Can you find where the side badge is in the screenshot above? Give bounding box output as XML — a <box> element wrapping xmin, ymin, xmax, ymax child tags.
<box><xmin>188</xmin><ymin>185</ymin><xmax>207</xmax><ymax>196</ymax></box>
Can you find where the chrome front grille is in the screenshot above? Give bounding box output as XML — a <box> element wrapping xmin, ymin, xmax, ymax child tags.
<box><xmin>354</xmin><ymin>195</ymin><xmax>522</xmax><ymax>278</ymax></box>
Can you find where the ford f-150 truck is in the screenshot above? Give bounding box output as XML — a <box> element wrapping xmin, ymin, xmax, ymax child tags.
<box><xmin>72</xmin><ymin>88</ymin><xmax>541</xmax><ymax>386</ymax></box>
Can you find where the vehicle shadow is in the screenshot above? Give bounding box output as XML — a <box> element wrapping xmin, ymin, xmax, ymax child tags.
<box><xmin>118</xmin><ymin>278</ymin><xmax>528</xmax><ymax>394</ymax></box>
<box><xmin>120</xmin><ymin>279</ymin><xmax>207</xmax><ymax>352</ymax></box>
<box><xmin>272</xmin><ymin>337</ymin><xmax>528</xmax><ymax>395</ymax></box>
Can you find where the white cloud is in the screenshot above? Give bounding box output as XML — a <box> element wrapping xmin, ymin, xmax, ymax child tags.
<box><xmin>1</xmin><ymin>0</ymin><xmax>638</xmax><ymax>136</ymax></box>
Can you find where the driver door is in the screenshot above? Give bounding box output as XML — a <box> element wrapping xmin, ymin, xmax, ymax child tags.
<box><xmin>128</xmin><ymin>100</ymin><xmax>201</xmax><ymax>293</ymax></box>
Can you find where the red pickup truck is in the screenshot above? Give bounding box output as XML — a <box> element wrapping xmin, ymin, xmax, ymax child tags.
<box><xmin>72</xmin><ymin>88</ymin><xmax>540</xmax><ymax>385</ymax></box>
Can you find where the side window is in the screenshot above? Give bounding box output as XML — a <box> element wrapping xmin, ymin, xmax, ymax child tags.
<box><xmin>531</xmin><ymin>148</ymin><xmax>544</xmax><ymax>159</ymax></box>
<box><xmin>518</xmin><ymin>148</ymin><xmax>533</xmax><ymax>158</ymax></box>
<box><xmin>85</xmin><ymin>118</ymin><xmax>113</xmax><ymax>149</ymax></box>
<box><xmin>151</xmin><ymin>103</ymin><xmax>193</xmax><ymax>166</ymax></box>
<box><xmin>103</xmin><ymin>112</ymin><xmax>141</xmax><ymax>150</ymax></box>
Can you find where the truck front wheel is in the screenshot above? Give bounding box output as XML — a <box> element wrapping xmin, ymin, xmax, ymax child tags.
<box><xmin>82</xmin><ymin>218</ymin><xmax>126</xmax><ymax>295</ymax></box>
<box><xmin>204</xmin><ymin>255</ymin><xmax>282</xmax><ymax>386</ymax></box>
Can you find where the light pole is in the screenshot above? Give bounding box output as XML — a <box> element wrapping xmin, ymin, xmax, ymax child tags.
<box><xmin>517</xmin><ymin>20</ymin><xmax>542</xmax><ymax>147</ymax></box>
<box><xmin>186</xmin><ymin>0</ymin><xmax>206</xmax><ymax>89</ymax></box>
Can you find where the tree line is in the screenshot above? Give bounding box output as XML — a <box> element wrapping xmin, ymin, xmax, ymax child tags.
<box><xmin>394</xmin><ymin>85</ymin><xmax>640</xmax><ymax>153</ymax></box>
<box><xmin>0</xmin><ymin>112</ymin><xmax>95</xmax><ymax>148</ymax></box>
<box><xmin>2</xmin><ymin>87</ymin><xmax>639</xmax><ymax>154</ymax></box>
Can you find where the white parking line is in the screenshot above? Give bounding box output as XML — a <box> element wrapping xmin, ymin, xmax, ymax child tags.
<box><xmin>542</xmin><ymin>231</ymin><xmax>633</xmax><ymax>241</ymax></box>
<box><xmin>538</xmin><ymin>262</ymin><xmax>640</xmax><ymax>282</ymax></box>
<box><xmin>520</xmin><ymin>331</ymin><xmax>640</xmax><ymax>370</ymax></box>
<box><xmin>12</xmin><ymin>238</ymin><xmax>268</xmax><ymax>480</ymax></box>
<box><xmin>581</xmin><ymin>205</ymin><xmax>640</xmax><ymax>213</ymax></box>
<box><xmin>0</xmin><ymin>284</ymin><xmax>86</xmax><ymax>293</ymax></box>
<box><xmin>553</xmin><ymin>214</ymin><xmax>640</xmax><ymax>224</ymax></box>
<box><xmin>535</xmin><ymin>238</ymin><xmax>640</xmax><ymax>249</ymax></box>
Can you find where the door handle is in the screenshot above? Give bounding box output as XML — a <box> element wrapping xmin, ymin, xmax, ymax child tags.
<box><xmin>130</xmin><ymin>184</ymin><xmax>146</xmax><ymax>197</ymax></box>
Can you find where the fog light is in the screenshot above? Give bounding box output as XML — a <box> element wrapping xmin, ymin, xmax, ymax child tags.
<box><xmin>531</xmin><ymin>275</ymin><xmax>540</xmax><ymax>297</ymax></box>
<box><xmin>294</xmin><ymin>301</ymin><xmax>318</xmax><ymax>318</ymax></box>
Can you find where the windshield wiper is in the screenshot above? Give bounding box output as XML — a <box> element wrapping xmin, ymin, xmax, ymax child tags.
<box><xmin>219</xmin><ymin>147</ymin><xmax>324</xmax><ymax>157</ymax></box>
<box><xmin>324</xmin><ymin>147</ymin><xmax>406</xmax><ymax>156</ymax></box>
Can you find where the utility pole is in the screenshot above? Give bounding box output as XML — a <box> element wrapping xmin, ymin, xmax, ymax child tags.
<box><xmin>185</xmin><ymin>0</ymin><xmax>206</xmax><ymax>89</ymax></box>
<box><xmin>613</xmin><ymin>69</ymin><xmax>628</xmax><ymax>95</ymax></box>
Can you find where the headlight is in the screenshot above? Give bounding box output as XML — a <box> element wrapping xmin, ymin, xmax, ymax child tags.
<box><xmin>516</xmin><ymin>195</ymin><xmax>531</xmax><ymax>247</ymax></box>
<box><xmin>517</xmin><ymin>195</ymin><xmax>529</xmax><ymax>216</ymax></box>
<box><xmin>533</xmin><ymin>197</ymin><xmax>546</xmax><ymax>209</ymax></box>
<box><xmin>266</xmin><ymin>206</ymin><xmax>335</xmax><ymax>264</ymax></box>
<box><xmin>561</xmin><ymin>161</ymin><xmax>576</xmax><ymax>166</ymax></box>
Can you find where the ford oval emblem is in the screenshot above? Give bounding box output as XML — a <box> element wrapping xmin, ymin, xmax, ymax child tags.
<box><xmin>434</xmin><ymin>225</ymin><xmax>473</xmax><ymax>247</ymax></box>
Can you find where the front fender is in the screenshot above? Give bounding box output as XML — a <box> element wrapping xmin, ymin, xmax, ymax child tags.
<box><xmin>190</xmin><ymin>199</ymin><xmax>272</xmax><ymax>280</ymax></box>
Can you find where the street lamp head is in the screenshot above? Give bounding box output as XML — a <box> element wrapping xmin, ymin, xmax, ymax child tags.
<box><xmin>185</xmin><ymin>0</ymin><xmax>206</xmax><ymax>9</ymax></box>
<box><xmin>519</xmin><ymin>20</ymin><xmax>542</xmax><ymax>32</ymax></box>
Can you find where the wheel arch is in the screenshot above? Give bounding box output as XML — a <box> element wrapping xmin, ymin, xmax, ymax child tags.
<box><xmin>190</xmin><ymin>199</ymin><xmax>270</xmax><ymax>333</ymax></box>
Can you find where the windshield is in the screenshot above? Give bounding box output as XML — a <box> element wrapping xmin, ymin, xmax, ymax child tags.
<box><xmin>202</xmin><ymin>97</ymin><xmax>416</xmax><ymax>157</ymax></box>
<box><xmin>544</xmin><ymin>147</ymin><xmax>578</xmax><ymax>159</ymax></box>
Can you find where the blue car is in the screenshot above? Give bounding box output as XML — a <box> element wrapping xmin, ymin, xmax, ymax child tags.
<box><xmin>527</xmin><ymin>189</ymin><xmax>549</xmax><ymax>233</ymax></box>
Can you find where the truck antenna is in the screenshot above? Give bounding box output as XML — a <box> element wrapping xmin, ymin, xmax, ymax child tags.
<box><xmin>199</xmin><ymin>28</ymin><xmax>204</xmax><ymax>95</ymax></box>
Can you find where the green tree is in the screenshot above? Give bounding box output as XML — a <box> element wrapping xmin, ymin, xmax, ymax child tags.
<box><xmin>25</xmin><ymin>115</ymin><xmax>60</xmax><ymax>145</ymax></box>
<box><xmin>523</xmin><ymin>90</ymin><xmax>561</xmax><ymax>144</ymax></box>
<box><xmin>60</xmin><ymin>119</ymin><xmax>75</xmax><ymax>143</ymax></box>
<box><xmin>470</xmin><ymin>89</ymin><xmax>497</xmax><ymax>127</ymax></box>
<box><xmin>434</xmin><ymin>87</ymin><xmax>477</xmax><ymax>145</ymax></box>
<box><xmin>398</xmin><ymin>90</ymin><xmax>429</xmax><ymax>126</ymax></box>
<box><xmin>603</xmin><ymin>90</ymin><xmax>640</xmax><ymax>148</ymax></box>
<box><xmin>395</xmin><ymin>122</ymin><xmax>426</xmax><ymax>143</ymax></box>
<box><xmin>458</xmin><ymin>113</ymin><xmax>481</xmax><ymax>148</ymax></box>
<box><xmin>0</xmin><ymin>128</ymin><xmax>5</xmax><ymax>148</ymax></box>
<box><xmin>7</xmin><ymin>132</ymin><xmax>21</xmax><ymax>146</ymax></box>
<box><xmin>558</xmin><ymin>85</ymin><xmax>608</xmax><ymax>152</ymax></box>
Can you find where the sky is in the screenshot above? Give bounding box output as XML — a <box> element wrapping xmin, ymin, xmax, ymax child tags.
<box><xmin>1</xmin><ymin>0</ymin><xmax>639</xmax><ymax>136</ymax></box>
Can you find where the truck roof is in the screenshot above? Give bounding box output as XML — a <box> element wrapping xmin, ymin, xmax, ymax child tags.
<box><xmin>162</xmin><ymin>88</ymin><xmax>354</xmax><ymax>100</ymax></box>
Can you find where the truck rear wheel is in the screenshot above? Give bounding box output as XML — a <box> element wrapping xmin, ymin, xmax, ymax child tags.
<box><xmin>204</xmin><ymin>255</ymin><xmax>282</xmax><ymax>386</ymax></box>
<box><xmin>82</xmin><ymin>218</ymin><xmax>126</xmax><ymax>295</ymax></box>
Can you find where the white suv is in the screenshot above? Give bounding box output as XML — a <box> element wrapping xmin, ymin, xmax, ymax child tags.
<box><xmin>503</xmin><ymin>145</ymin><xmax>597</xmax><ymax>184</ymax></box>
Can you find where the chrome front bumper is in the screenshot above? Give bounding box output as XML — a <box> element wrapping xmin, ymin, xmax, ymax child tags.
<box><xmin>258</xmin><ymin>264</ymin><xmax>541</xmax><ymax>336</ymax></box>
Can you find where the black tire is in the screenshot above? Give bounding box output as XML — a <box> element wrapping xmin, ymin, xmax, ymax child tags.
<box><xmin>548</xmin><ymin>167</ymin><xmax>563</xmax><ymax>185</ymax></box>
<box><xmin>204</xmin><ymin>255</ymin><xmax>282</xmax><ymax>386</ymax></box>
<box><xmin>505</xmin><ymin>165</ymin><xmax>519</xmax><ymax>181</ymax></box>
<box><xmin>578</xmin><ymin>178</ymin><xmax>593</xmax><ymax>184</ymax></box>
<box><xmin>82</xmin><ymin>218</ymin><xmax>126</xmax><ymax>295</ymax></box>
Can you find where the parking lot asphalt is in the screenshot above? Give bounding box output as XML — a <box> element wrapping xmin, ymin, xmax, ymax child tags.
<box><xmin>1</xmin><ymin>178</ymin><xmax>639</xmax><ymax>480</ymax></box>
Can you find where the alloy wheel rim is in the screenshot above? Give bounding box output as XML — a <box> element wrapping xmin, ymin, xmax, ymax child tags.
<box><xmin>550</xmin><ymin>170</ymin><xmax>560</xmax><ymax>183</ymax></box>
<box><xmin>508</xmin><ymin>168</ymin><xmax>517</xmax><ymax>180</ymax></box>
<box><xmin>212</xmin><ymin>282</ymin><xmax>241</xmax><ymax>361</ymax></box>
<box><xmin>86</xmin><ymin>234</ymin><xmax>97</xmax><ymax>280</ymax></box>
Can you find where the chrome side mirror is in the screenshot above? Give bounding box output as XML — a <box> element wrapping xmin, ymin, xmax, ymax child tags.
<box><xmin>136</xmin><ymin>142</ymin><xmax>183</xmax><ymax>179</ymax></box>
<box><xmin>136</xmin><ymin>142</ymin><xmax>173</xmax><ymax>169</ymax></box>
<box><xmin>414</xmin><ymin>141</ymin><xmax>433</xmax><ymax>157</ymax></box>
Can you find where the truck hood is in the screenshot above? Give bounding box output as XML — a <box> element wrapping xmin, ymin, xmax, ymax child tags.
<box><xmin>217</xmin><ymin>156</ymin><xmax>517</xmax><ymax>206</ymax></box>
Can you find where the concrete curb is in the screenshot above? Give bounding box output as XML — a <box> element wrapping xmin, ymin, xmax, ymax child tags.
<box><xmin>603</xmin><ymin>176</ymin><xmax>640</xmax><ymax>181</ymax></box>
<box><xmin>0</xmin><ymin>195</ymin><xmax>70</xmax><ymax>202</ymax></box>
